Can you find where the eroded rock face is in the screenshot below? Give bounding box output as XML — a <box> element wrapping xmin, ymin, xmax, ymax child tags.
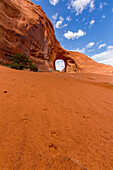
<box><xmin>0</xmin><ymin>0</ymin><xmax>58</xmax><ymax>70</ymax></box>
<box><xmin>0</xmin><ymin>0</ymin><xmax>75</xmax><ymax>71</ymax></box>
<box><xmin>0</xmin><ymin>0</ymin><xmax>113</xmax><ymax>74</ymax></box>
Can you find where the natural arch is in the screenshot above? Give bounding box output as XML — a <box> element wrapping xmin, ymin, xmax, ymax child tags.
<box><xmin>51</xmin><ymin>50</ymin><xmax>79</xmax><ymax>73</ymax></box>
<box><xmin>53</xmin><ymin>56</ymin><xmax>78</xmax><ymax>73</ymax></box>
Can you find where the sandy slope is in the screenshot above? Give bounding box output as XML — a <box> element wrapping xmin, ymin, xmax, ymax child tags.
<box><xmin>0</xmin><ymin>66</ymin><xmax>113</xmax><ymax>170</ymax></box>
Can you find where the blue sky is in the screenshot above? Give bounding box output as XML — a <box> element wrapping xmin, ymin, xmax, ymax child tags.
<box><xmin>32</xmin><ymin>0</ymin><xmax>113</xmax><ymax>66</ymax></box>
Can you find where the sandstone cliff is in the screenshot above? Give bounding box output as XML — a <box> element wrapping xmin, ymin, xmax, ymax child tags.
<box><xmin>0</xmin><ymin>0</ymin><xmax>113</xmax><ymax>74</ymax></box>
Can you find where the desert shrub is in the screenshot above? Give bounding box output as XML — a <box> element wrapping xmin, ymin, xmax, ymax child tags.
<box><xmin>9</xmin><ymin>54</ymin><xmax>32</xmax><ymax>67</ymax></box>
<box><xmin>7</xmin><ymin>53</ymin><xmax>38</xmax><ymax>71</ymax></box>
<box><xmin>29</xmin><ymin>64</ymin><xmax>38</xmax><ymax>72</ymax></box>
<box><xmin>6</xmin><ymin>62</ymin><xmax>24</xmax><ymax>70</ymax></box>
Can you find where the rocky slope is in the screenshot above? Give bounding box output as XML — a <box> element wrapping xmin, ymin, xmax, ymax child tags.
<box><xmin>0</xmin><ymin>0</ymin><xmax>113</xmax><ymax>74</ymax></box>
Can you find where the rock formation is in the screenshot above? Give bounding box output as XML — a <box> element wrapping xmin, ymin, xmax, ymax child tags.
<box><xmin>0</xmin><ymin>0</ymin><xmax>113</xmax><ymax>74</ymax></box>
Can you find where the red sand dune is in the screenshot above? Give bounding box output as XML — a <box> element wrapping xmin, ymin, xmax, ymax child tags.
<box><xmin>0</xmin><ymin>66</ymin><xmax>113</xmax><ymax>169</ymax></box>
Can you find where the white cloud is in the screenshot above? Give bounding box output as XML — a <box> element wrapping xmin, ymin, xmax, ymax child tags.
<box><xmin>55</xmin><ymin>16</ymin><xmax>67</xmax><ymax>28</ymax></box>
<box><xmin>91</xmin><ymin>48</ymin><xmax>113</xmax><ymax>66</ymax></box>
<box><xmin>90</xmin><ymin>19</ymin><xmax>95</xmax><ymax>26</ymax></box>
<box><xmin>66</xmin><ymin>16</ymin><xmax>71</xmax><ymax>21</ymax></box>
<box><xmin>67</xmin><ymin>0</ymin><xmax>95</xmax><ymax>15</ymax></box>
<box><xmin>102</xmin><ymin>15</ymin><xmax>106</xmax><ymax>19</ymax></box>
<box><xmin>88</xmin><ymin>49</ymin><xmax>94</xmax><ymax>52</ymax></box>
<box><xmin>59</xmin><ymin>16</ymin><xmax>64</xmax><ymax>21</ymax></box>
<box><xmin>56</xmin><ymin>20</ymin><xmax>63</xmax><ymax>28</ymax></box>
<box><xmin>97</xmin><ymin>40</ymin><xmax>102</xmax><ymax>45</ymax></box>
<box><xmin>98</xmin><ymin>43</ymin><xmax>106</xmax><ymax>49</ymax></box>
<box><xmin>89</xmin><ymin>0</ymin><xmax>95</xmax><ymax>12</ymax></box>
<box><xmin>75</xmin><ymin>48</ymin><xmax>86</xmax><ymax>53</ymax></box>
<box><xmin>107</xmin><ymin>46</ymin><xmax>113</xmax><ymax>50</ymax></box>
<box><xmin>99</xmin><ymin>3</ymin><xmax>103</xmax><ymax>9</ymax></box>
<box><xmin>51</xmin><ymin>13</ymin><xmax>58</xmax><ymax>23</ymax></box>
<box><xmin>82</xmin><ymin>17</ymin><xmax>86</xmax><ymax>22</ymax></box>
<box><xmin>99</xmin><ymin>2</ymin><xmax>107</xmax><ymax>10</ymax></box>
<box><xmin>64</xmin><ymin>30</ymin><xmax>86</xmax><ymax>40</ymax></box>
<box><xmin>98</xmin><ymin>58</ymin><xmax>113</xmax><ymax>66</ymax></box>
<box><xmin>97</xmin><ymin>42</ymin><xmax>99</xmax><ymax>45</ymax></box>
<box><xmin>86</xmin><ymin>42</ymin><xmax>95</xmax><ymax>48</ymax></box>
<box><xmin>62</xmin><ymin>24</ymin><xmax>68</xmax><ymax>28</ymax></box>
<box><xmin>69</xmin><ymin>47</ymin><xmax>86</xmax><ymax>53</ymax></box>
<box><xmin>49</xmin><ymin>0</ymin><xmax>59</xmax><ymax>6</ymax></box>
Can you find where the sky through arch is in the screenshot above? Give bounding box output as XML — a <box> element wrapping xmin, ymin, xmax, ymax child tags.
<box><xmin>55</xmin><ymin>59</ymin><xmax>65</xmax><ymax>71</ymax></box>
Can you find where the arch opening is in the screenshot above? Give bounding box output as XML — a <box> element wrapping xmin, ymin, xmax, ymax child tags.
<box><xmin>55</xmin><ymin>59</ymin><xmax>66</xmax><ymax>72</ymax></box>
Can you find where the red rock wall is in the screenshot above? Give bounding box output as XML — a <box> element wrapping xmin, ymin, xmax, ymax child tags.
<box><xmin>0</xmin><ymin>0</ymin><xmax>113</xmax><ymax>74</ymax></box>
<box><xmin>0</xmin><ymin>0</ymin><xmax>62</xmax><ymax>70</ymax></box>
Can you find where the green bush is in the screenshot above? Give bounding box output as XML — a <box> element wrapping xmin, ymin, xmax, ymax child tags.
<box><xmin>9</xmin><ymin>54</ymin><xmax>32</xmax><ymax>67</ymax></box>
<box><xmin>6</xmin><ymin>62</ymin><xmax>24</xmax><ymax>70</ymax></box>
<box><xmin>7</xmin><ymin>53</ymin><xmax>38</xmax><ymax>71</ymax></box>
<box><xmin>29</xmin><ymin>64</ymin><xmax>38</xmax><ymax>72</ymax></box>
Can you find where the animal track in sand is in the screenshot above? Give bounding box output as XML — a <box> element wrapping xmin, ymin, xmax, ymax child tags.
<box><xmin>43</xmin><ymin>108</ymin><xmax>48</xmax><ymax>111</ymax></box>
<box><xmin>3</xmin><ymin>90</ymin><xmax>7</xmax><ymax>93</ymax></box>
<box><xmin>49</xmin><ymin>143</ymin><xmax>57</xmax><ymax>151</ymax></box>
<box><xmin>51</xmin><ymin>131</ymin><xmax>59</xmax><ymax>138</ymax></box>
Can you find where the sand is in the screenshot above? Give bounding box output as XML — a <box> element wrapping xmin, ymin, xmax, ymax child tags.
<box><xmin>0</xmin><ymin>66</ymin><xmax>113</xmax><ymax>170</ymax></box>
